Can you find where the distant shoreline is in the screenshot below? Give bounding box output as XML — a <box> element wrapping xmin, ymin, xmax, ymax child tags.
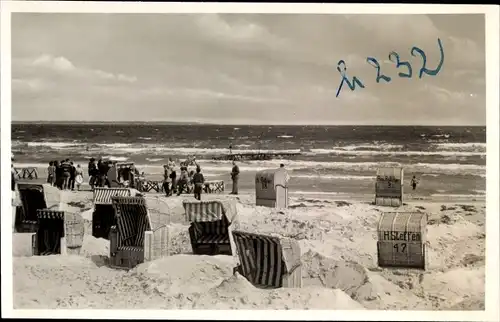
<box><xmin>10</xmin><ymin>121</ymin><xmax>486</xmax><ymax>128</ymax></box>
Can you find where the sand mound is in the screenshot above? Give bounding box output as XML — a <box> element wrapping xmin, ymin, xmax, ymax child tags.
<box><xmin>193</xmin><ymin>273</ymin><xmax>364</xmax><ymax>309</ymax></box>
<box><xmin>301</xmin><ymin>251</ymin><xmax>427</xmax><ymax>310</ymax></box>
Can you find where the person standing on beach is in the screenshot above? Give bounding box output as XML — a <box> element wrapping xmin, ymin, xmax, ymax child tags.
<box><xmin>47</xmin><ymin>161</ymin><xmax>55</xmax><ymax>186</ymax></box>
<box><xmin>60</xmin><ymin>159</ymin><xmax>72</xmax><ymax>190</ymax></box>
<box><xmin>69</xmin><ymin>161</ymin><xmax>76</xmax><ymax>191</ymax></box>
<box><xmin>192</xmin><ymin>166</ymin><xmax>205</xmax><ymax>200</ymax></box>
<box><xmin>11</xmin><ymin>163</ymin><xmax>17</xmax><ymax>192</ymax></box>
<box><xmin>54</xmin><ymin>161</ymin><xmax>62</xmax><ymax>189</ymax></box>
<box><xmin>411</xmin><ymin>176</ymin><xmax>419</xmax><ymax>191</ymax></box>
<box><xmin>75</xmin><ymin>164</ymin><xmax>84</xmax><ymax>191</ymax></box>
<box><xmin>230</xmin><ymin>161</ymin><xmax>240</xmax><ymax>195</ymax></box>
<box><xmin>177</xmin><ymin>166</ymin><xmax>189</xmax><ymax>196</ymax></box>
<box><xmin>88</xmin><ymin>158</ymin><xmax>96</xmax><ymax>189</ymax></box>
<box><xmin>162</xmin><ymin>165</ymin><xmax>171</xmax><ymax>196</ymax></box>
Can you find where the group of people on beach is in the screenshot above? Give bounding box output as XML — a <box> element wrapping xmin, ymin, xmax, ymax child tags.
<box><xmin>162</xmin><ymin>157</ymin><xmax>206</xmax><ymax>200</ymax></box>
<box><xmin>161</xmin><ymin>157</ymin><xmax>240</xmax><ymax>200</ymax></box>
<box><xmin>46</xmin><ymin>159</ymin><xmax>84</xmax><ymax>191</ymax></box>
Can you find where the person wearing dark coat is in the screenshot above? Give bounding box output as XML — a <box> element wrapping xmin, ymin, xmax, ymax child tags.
<box><xmin>69</xmin><ymin>161</ymin><xmax>76</xmax><ymax>191</ymax></box>
<box><xmin>230</xmin><ymin>161</ymin><xmax>239</xmax><ymax>195</ymax></box>
<box><xmin>192</xmin><ymin>166</ymin><xmax>205</xmax><ymax>200</ymax></box>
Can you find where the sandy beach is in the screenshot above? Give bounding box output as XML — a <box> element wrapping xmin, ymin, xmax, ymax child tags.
<box><xmin>12</xmin><ymin>188</ymin><xmax>485</xmax><ymax>310</ymax></box>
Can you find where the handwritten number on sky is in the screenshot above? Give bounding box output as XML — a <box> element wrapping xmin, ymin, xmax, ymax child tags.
<box><xmin>335</xmin><ymin>38</ymin><xmax>444</xmax><ymax>98</ymax></box>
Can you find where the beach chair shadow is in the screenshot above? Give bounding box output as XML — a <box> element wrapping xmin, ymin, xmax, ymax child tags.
<box><xmin>32</xmin><ymin>209</ymin><xmax>85</xmax><ymax>256</ymax></box>
<box><xmin>109</xmin><ymin>196</ymin><xmax>170</xmax><ymax>269</ymax></box>
<box><xmin>231</xmin><ymin>230</ymin><xmax>302</xmax><ymax>289</ymax></box>
<box><xmin>182</xmin><ymin>199</ymin><xmax>239</xmax><ymax>256</ymax></box>
<box><xmin>14</xmin><ymin>183</ymin><xmax>61</xmax><ymax>233</ymax></box>
<box><xmin>92</xmin><ymin>187</ymin><xmax>139</xmax><ymax>240</ymax></box>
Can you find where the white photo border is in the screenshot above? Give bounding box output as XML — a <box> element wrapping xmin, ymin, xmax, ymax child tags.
<box><xmin>1</xmin><ymin>2</ymin><xmax>498</xmax><ymax>321</ymax></box>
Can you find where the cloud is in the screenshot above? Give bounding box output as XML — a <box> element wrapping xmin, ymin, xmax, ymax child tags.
<box><xmin>27</xmin><ymin>54</ymin><xmax>137</xmax><ymax>83</ymax></box>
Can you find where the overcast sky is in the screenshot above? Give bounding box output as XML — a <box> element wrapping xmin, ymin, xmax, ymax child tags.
<box><xmin>11</xmin><ymin>13</ymin><xmax>485</xmax><ymax>125</ymax></box>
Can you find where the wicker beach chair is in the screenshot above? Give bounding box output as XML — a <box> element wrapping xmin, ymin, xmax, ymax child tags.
<box><xmin>232</xmin><ymin>231</ymin><xmax>302</xmax><ymax>289</ymax></box>
<box><xmin>31</xmin><ymin>208</ymin><xmax>85</xmax><ymax>256</ymax></box>
<box><xmin>92</xmin><ymin>187</ymin><xmax>140</xmax><ymax>239</ymax></box>
<box><xmin>109</xmin><ymin>196</ymin><xmax>170</xmax><ymax>269</ymax></box>
<box><xmin>182</xmin><ymin>200</ymin><xmax>238</xmax><ymax>256</ymax></box>
<box><xmin>14</xmin><ymin>183</ymin><xmax>61</xmax><ymax>233</ymax></box>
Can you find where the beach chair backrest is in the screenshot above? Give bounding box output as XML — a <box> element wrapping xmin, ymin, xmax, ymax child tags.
<box><xmin>182</xmin><ymin>200</ymin><xmax>226</xmax><ymax>223</ymax></box>
<box><xmin>17</xmin><ymin>183</ymin><xmax>60</xmax><ymax>221</ymax></box>
<box><xmin>93</xmin><ymin>187</ymin><xmax>132</xmax><ymax>205</ymax></box>
<box><xmin>112</xmin><ymin>196</ymin><xmax>151</xmax><ymax>247</ymax></box>
<box><xmin>232</xmin><ymin>230</ymin><xmax>287</xmax><ymax>288</ymax></box>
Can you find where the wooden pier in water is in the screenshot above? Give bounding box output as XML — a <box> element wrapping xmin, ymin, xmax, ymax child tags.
<box><xmin>211</xmin><ymin>152</ymin><xmax>302</xmax><ymax>161</ymax></box>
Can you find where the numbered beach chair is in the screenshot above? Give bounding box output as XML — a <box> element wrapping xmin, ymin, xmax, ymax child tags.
<box><xmin>14</xmin><ymin>183</ymin><xmax>61</xmax><ymax>233</ymax></box>
<box><xmin>182</xmin><ymin>199</ymin><xmax>238</xmax><ymax>256</ymax></box>
<box><xmin>31</xmin><ymin>207</ymin><xmax>85</xmax><ymax>256</ymax></box>
<box><xmin>232</xmin><ymin>230</ymin><xmax>302</xmax><ymax>289</ymax></box>
<box><xmin>92</xmin><ymin>187</ymin><xmax>139</xmax><ymax>239</ymax></box>
<box><xmin>109</xmin><ymin>196</ymin><xmax>170</xmax><ymax>269</ymax></box>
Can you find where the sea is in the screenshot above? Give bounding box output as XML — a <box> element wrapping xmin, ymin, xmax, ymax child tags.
<box><xmin>11</xmin><ymin>123</ymin><xmax>486</xmax><ymax>200</ymax></box>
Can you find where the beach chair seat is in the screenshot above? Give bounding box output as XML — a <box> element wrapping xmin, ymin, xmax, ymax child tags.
<box><xmin>14</xmin><ymin>183</ymin><xmax>61</xmax><ymax>233</ymax></box>
<box><xmin>231</xmin><ymin>230</ymin><xmax>302</xmax><ymax>289</ymax></box>
<box><xmin>92</xmin><ymin>187</ymin><xmax>139</xmax><ymax>239</ymax></box>
<box><xmin>109</xmin><ymin>196</ymin><xmax>170</xmax><ymax>269</ymax></box>
<box><xmin>183</xmin><ymin>200</ymin><xmax>238</xmax><ymax>256</ymax></box>
<box><xmin>31</xmin><ymin>209</ymin><xmax>85</xmax><ymax>256</ymax></box>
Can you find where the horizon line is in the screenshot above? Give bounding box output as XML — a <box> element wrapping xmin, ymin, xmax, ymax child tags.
<box><xmin>10</xmin><ymin>120</ymin><xmax>486</xmax><ymax>127</ymax></box>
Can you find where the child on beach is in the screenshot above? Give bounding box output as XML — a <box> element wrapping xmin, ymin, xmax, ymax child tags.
<box><xmin>411</xmin><ymin>176</ymin><xmax>419</xmax><ymax>190</ymax></box>
<box><xmin>47</xmin><ymin>161</ymin><xmax>56</xmax><ymax>186</ymax></box>
<box><xmin>75</xmin><ymin>164</ymin><xmax>84</xmax><ymax>191</ymax></box>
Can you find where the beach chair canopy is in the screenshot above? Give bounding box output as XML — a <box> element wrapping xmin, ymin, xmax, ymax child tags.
<box><xmin>16</xmin><ymin>183</ymin><xmax>62</xmax><ymax>224</ymax></box>
<box><xmin>93</xmin><ymin>187</ymin><xmax>140</xmax><ymax>205</ymax></box>
<box><xmin>182</xmin><ymin>199</ymin><xmax>238</xmax><ymax>224</ymax></box>
<box><xmin>111</xmin><ymin>196</ymin><xmax>170</xmax><ymax>249</ymax></box>
<box><xmin>232</xmin><ymin>230</ymin><xmax>302</xmax><ymax>288</ymax></box>
<box><xmin>17</xmin><ymin>183</ymin><xmax>61</xmax><ymax>208</ymax></box>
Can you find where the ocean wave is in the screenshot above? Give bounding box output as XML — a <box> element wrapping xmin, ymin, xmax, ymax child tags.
<box><xmin>277</xmin><ymin>135</ymin><xmax>294</xmax><ymax>138</ymax></box>
<box><xmin>433</xmin><ymin>142</ymin><xmax>486</xmax><ymax>151</ymax></box>
<box><xmin>430</xmin><ymin>193</ymin><xmax>485</xmax><ymax>199</ymax></box>
<box><xmin>13</xmin><ymin>159</ymin><xmax>485</xmax><ymax>179</ymax></box>
<box><xmin>292</xmin><ymin>174</ymin><xmax>373</xmax><ymax>180</ymax></box>
<box><xmin>146</xmin><ymin>158</ymin><xmax>164</xmax><ymax>162</ymax></box>
<box><xmin>339</xmin><ymin>143</ymin><xmax>404</xmax><ymax>151</ymax></box>
<box><xmin>15</xmin><ymin>140</ymin><xmax>487</xmax><ymax>157</ymax></box>
<box><xmin>307</xmin><ymin>149</ymin><xmax>485</xmax><ymax>157</ymax></box>
<box><xmin>102</xmin><ymin>156</ymin><xmax>129</xmax><ymax>162</ymax></box>
<box><xmin>26</xmin><ymin>142</ymin><xmax>81</xmax><ymax>148</ymax></box>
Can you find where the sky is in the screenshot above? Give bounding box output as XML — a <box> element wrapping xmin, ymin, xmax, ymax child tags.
<box><xmin>11</xmin><ymin>13</ymin><xmax>486</xmax><ymax>125</ymax></box>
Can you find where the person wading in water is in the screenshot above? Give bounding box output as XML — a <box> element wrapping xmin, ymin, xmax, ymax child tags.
<box><xmin>230</xmin><ymin>160</ymin><xmax>240</xmax><ymax>195</ymax></box>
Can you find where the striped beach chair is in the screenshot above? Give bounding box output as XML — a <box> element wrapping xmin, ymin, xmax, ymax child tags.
<box><xmin>31</xmin><ymin>208</ymin><xmax>85</xmax><ymax>256</ymax></box>
<box><xmin>182</xmin><ymin>200</ymin><xmax>238</xmax><ymax>256</ymax></box>
<box><xmin>14</xmin><ymin>183</ymin><xmax>61</xmax><ymax>233</ymax></box>
<box><xmin>232</xmin><ymin>231</ymin><xmax>302</xmax><ymax>289</ymax></box>
<box><xmin>109</xmin><ymin>196</ymin><xmax>170</xmax><ymax>269</ymax></box>
<box><xmin>92</xmin><ymin>187</ymin><xmax>139</xmax><ymax>239</ymax></box>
